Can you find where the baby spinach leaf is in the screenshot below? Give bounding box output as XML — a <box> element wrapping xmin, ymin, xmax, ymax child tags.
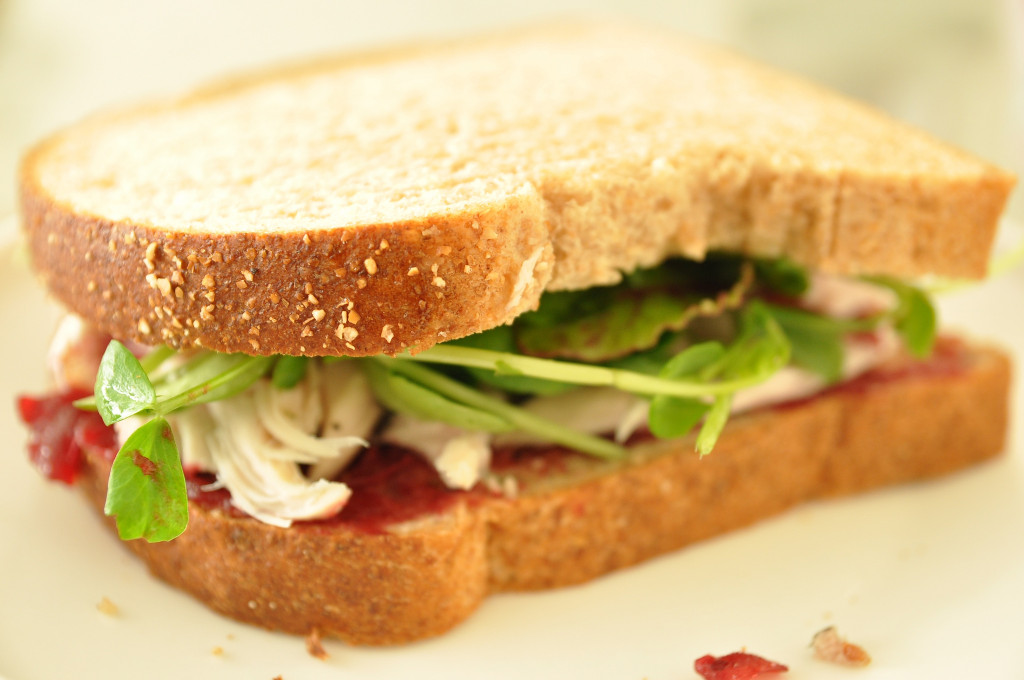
<box><xmin>763</xmin><ymin>304</ymin><xmax>844</xmax><ymax>383</ymax></box>
<box><xmin>648</xmin><ymin>396</ymin><xmax>709</xmax><ymax>439</ymax></box>
<box><xmin>93</xmin><ymin>341</ymin><xmax>156</xmax><ymax>425</ymax></box>
<box><xmin>153</xmin><ymin>354</ymin><xmax>273</xmax><ymax>413</ymax></box>
<box><xmin>271</xmin><ymin>355</ymin><xmax>310</xmax><ymax>389</ymax></box>
<box><xmin>864</xmin><ymin>277</ymin><xmax>936</xmax><ymax>358</ymax></box>
<box><xmin>897</xmin><ymin>288</ymin><xmax>936</xmax><ymax>358</ymax></box>
<box><xmin>372</xmin><ymin>358</ymin><xmax>627</xmax><ymax>459</ymax></box>
<box><xmin>363</xmin><ymin>361</ymin><xmax>514</xmax><ymax>433</ymax></box>
<box><xmin>754</xmin><ymin>257</ymin><xmax>810</xmax><ymax>296</ymax></box>
<box><xmin>104</xmin><ymin>416</ymin><xmax>188</xmax><ymax>542</ymax></box>
<box><xmin>647</xmin><ymin>342</ymin><xmax>723</xmax><ymax>438</ymax></box>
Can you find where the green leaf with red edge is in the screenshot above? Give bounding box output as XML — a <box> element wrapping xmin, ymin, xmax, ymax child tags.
<box><xmin>516</xmin><ymin>262</ymin><xmax>754</xmax><ymax>362</ymax></box>
<box><xmin>104</xmin><ymin>416</ymin><xmax>188</xmax><ymax>542</ymax></box>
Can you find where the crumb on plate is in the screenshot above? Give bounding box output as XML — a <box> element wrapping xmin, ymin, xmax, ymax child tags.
<box><xmin>306</xmin><ymin>628</ymin><xmax>328</xmax><ymax>660</ymax></box>
<box><xmin>96</xmin><ymin>596</ymin><xmax>119</xmax><ymax>616</ymax></box>
<box><xmin>811</xmin><ymin>626</ymin><xmax>871</xmax><ymax>667</ymax></box>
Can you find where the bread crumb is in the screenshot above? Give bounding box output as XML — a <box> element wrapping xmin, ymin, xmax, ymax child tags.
<box><xmin>408</xmin><ymin>267</ymin><xmax>419</xmax><ymax>276</ymax></box>
<box><xmin>306</xmin><ymin>629</ymin><xmax>329</xmax><ymax>660</ymax></box>
<box><xmin>348</xmin><ymin>310</ymin><xmax>360</xmax><ymax>325</ymax></box>
<box><xmin>270</xmin><ymin>292</ymin><xmax>280</xmax><ymax>304</ymax></box>
<box><xmin>312</xmin><ymin>309</ymin><xmax>326</xmax><ymax>322</ymax></box>
<box><xmin>211</xmin><ymin>646</ymin><xmax>224</xmax><ymax>657</ymax></box>
<box><xmin>211</xmin><ymin>251</ymin><xmax>223</xmax><ymax>263</ymax></box>
<box><xmin>432</xmin><ymin>276</ymin><xmax>446</xmax><ymax>288</ymax></box>
<box><xmin>364</xmin><ymin>258</ymin><xmax>378</xmax><ymax>275</ymax></box>
<box><xmin>357</xmin><ymin>278</ymin><xmax>367</xmax><ymax>289</ymax></box>
<box><xmin>236</xmin><ymin>280</ymin><xmax>248</xmax><ymax>290</ymax></box>
<box><xmin>302</xmin><ymin>233</ymin><xmax>312</xmax><ymax>246</ymax></box>
<box><xmin>811</xmin><ymin>626</ymin><xmax>871</xmax><ymax>667</ymax></box>
<box><xmin>308</xmin><ymin>293</ymin><xmax>319</xmax><ymax>305</ymax></box>
<box><xmin>138</xmin><ymin>319</ymin><xmax>151</xmax><ymax>335</ymax></box>
<box><xmin>381</xmin><ymin>324</ymin><xmax>395</xmax><ymax>343</ymax></box>
<box><xmin>242</xmin><ymin>269</ymin><xmax>254</xmax><ymax>282</ymax></box>
<box><xmin>96</xmin><ymin>596</ymin><xmax>119</xmax><ymax>616</ymax></box>
<box><xmin>379</xmin><ymin>239</ymin><xmax>389</xmax><ymax>250</ymax></box>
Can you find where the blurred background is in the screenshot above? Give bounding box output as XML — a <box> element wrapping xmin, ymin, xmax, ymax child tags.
<box><xmin>1</xmin><ymin>0</ymin><xmax>1021</xmax><ymax>242</ymax></box>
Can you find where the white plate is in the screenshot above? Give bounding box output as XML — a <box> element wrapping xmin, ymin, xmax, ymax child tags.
<box><xmin>1</xmin><ymin>233</ymin><xmax>1022</xmax><ymax>680</ymax></box>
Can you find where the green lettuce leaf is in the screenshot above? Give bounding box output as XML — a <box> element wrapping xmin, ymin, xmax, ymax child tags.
<box><xmin>104</xmin><ymin>417</ymin><xmax>188</xmax><ymax>542</ymax></box>
<box><xmin>515</xmin><ymin>260</ymin><xmax>753</xmax><ymax>361</ymax></box>
<box><xmin>93</xmin><ymin>341</ymin><xmax>157</xmax><ymax>425</ymax></box>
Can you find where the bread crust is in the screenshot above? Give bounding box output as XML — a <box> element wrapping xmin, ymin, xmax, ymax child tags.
<box><xmin>20</xmin><ymin>183</ymin><xmax>551</xmax><ymax>357</ymax></box>
<box><xmin>75</xmin><ymin>342</ymin><xmax>1011</xmax><ymax>644</ymax></box>
<box><xmin>20</xmin><ymin>23</ymin><xmax>1015</xmax><ymax>357</ymax></box>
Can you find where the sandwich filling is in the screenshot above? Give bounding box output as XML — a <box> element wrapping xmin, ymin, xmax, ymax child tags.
<box><xmin>25</xmin><ymin>255</ymin><xmax>937</xmax><ymax>540</ymax></box>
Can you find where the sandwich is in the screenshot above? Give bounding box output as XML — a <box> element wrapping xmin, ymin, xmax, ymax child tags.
<box><xmin>16</xmin><ymin>22</ymin><xmax>1015</xmax><ymax>645</ymax></box>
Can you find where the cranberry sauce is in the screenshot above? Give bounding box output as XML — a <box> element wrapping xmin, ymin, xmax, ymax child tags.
<box><xmin>184</xmin><ymin>446</ymin><xmax>481</xmax><ymax>534</ymax></box>
<box><xmin>16</xmin><ymin>390</ymin><xmax>116</xmax><ymax>484</ymax></box>
<box><xmin>332</xmin><ymin>445</ymin><xmax>481</xmax><ymax>533</ymax></box>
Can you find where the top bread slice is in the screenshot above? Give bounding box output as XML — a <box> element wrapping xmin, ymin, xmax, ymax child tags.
<box><xmin>20</xmin><ymin>21</ymin><xmax>1015</xmax><ymax>357</ymax></box>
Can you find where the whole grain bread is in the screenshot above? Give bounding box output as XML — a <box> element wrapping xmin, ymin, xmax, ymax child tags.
<box><xmin>75</xmin><ymin>341</ymin><xmax>1011</xmax><ymax>644</ymax></box>
<box><xmin>21</xmin><ymin>22</ymin><xmax>1014</xmax><ymax>357</ymax></box>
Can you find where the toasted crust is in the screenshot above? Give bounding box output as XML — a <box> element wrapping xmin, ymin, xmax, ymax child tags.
<box><xmin>75</xmin><ymin>342</ymin><xmax>1011</xmax><ymax>644</ymax></box>
<box><xmin>20</xmin><ymin>22</ymin><xmax>1014</xmax><ymax>357</ymax></box>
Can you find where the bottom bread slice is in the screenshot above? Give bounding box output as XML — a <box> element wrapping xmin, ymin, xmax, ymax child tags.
<box><xmin>76</xmin><ymin>340</ymin><xmax>1011</xmax><ymax>645</ymax></box>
